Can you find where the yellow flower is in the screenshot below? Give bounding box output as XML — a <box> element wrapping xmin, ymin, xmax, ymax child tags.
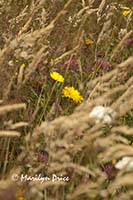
<box><xmin>18</xmin><ymin>197</ymin><xmax>25</xmax><ymax>200</ymax></box>
<box><xmin>85</xmin><ymin>38</ymin><xmax>93</xmax><ymax>45</ymax></box>
<box><xmin>15</xmin><ymin>190</ymin><xmax>26</xmax><ymax>200</ymax></box>
<box><xmin>50</xmin><ymin>71</ymin><xmax>64</xmax><ymax>82</ymax></box>
<box><xmin>122</xmin><ymin>10</ymin><xmax>130</xmax><ymax>17</ymax></box>
<box><xmin>21</xmin><ymin>63</ymin><xmax>26</xmax><ymax>68</ymax></box>
<box><xmin>62</xmin><ymin>86</ymin><xmax>83</xmax><ymax>103</ymax></box>
<box><xmin>15</xmin><ymin>192</ymin><xmax>25</xmax><ymax>200</ymax></box>
<box><xmin>128</xmin><ymin>140</ymin><xmax>133</xmax><ymax>147</ymax></box>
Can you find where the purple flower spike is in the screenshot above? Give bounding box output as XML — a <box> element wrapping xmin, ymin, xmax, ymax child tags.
<box><xmin>38</xmin><ymin>150</ymin><xmax>49</xmax><ymax>164</ymax></box>
<box><xmin>124</xmin><ymin>38</ymin><xmax>133</xmax><ymax>47</ymax></box>
<box><xmin>102</xmin><ymin>61</ymin><xmax>110</xmax><ymax>70</ymax></box>
<box><xmin>64</xmin><ymin>58</ymin><xmax>78</xmax><ymax>70</ymax></box>
<box><xmin>104</xmin><ymin>164</ymin><xmax>114</xmax><ymax>177</ymax></box>
<box><xmin>96</xmin><ymin>57</ymin><xmax>110</xmax><ymax>70</ymax></box>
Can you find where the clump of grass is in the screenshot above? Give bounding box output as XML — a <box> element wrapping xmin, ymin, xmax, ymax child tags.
<box><xmin>0</xmin><ymin>0</ymin><xmax>133</xmax><ymax>200</ymax></box>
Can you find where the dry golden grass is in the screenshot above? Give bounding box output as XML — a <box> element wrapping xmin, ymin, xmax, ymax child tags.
<box><xmin>0</xmin><ymin>0</ymin><xmax>133</xmax><ymax>200</ymax></box>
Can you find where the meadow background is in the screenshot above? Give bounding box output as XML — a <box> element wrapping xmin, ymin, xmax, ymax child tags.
<box><xmin>0</xmin><ymin>0</ymin><xmax>133</xmax><ymax>199</ymax></box>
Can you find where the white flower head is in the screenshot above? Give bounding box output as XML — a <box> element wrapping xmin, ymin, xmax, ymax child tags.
<box><xmin>115</xmin><ymin>157</ymin><xmax>133</xmax><ymax>170</ymax></box>
<box><xmin>89</xmin><ymin>106</ymin><xmax>116</xmax><ymax>124</ymax></box>
<box><xmin>68</xmin><ymin>16</ymin><xmax>73</xmax><ymax>23</ymax></box>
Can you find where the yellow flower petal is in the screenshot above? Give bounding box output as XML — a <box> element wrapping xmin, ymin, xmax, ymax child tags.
<box><xmin>62</xmin><ymin>86</ymin><xmax>83</xmax><ymax>103</ymax></box>
<box><xmin>85</xmin><ymin>38</ymin><xmax>94</xmax><ymax>45</ymax></box>
<box><xmin>50</xmin><ymin>71</ymin><xmax>64</xmax><ymax>82</ymax></box>
<box><xmin>122</xmin><ymin>10</ymin><xmax>130</xmax><ymax>17</ymax></box>
<box><xmin>128</xmin><ymin>140</ymin><xmax>133</xmax><ymax>147</ymax></box>
<box><xmin>18</xmin><ymin>197</ymin><xmax>25</xmax><ymax>200</ymax></box>
<box><xmin>15</xmin><ymin>192</ymin><xmax>25</xmax><ymax>200</ymax></box>
<box><xmin>21</xmin><ymin>63</ymin><xmax>26</xmax><ymax>68</ymax></box>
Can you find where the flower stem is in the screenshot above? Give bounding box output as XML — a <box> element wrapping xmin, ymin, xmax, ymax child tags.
<box><xmin>39</xmin><ymin>81</ymin><xmax>57</xmax><ymax>124</ymax></box>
